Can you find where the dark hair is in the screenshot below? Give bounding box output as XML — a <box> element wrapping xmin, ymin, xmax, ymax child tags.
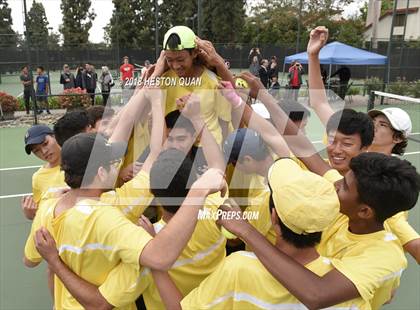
<box><xmin>86</xmin><ymin>106</ymin><xmax>115</xmax><ymax>127</ymax></box>
<box><xmin>350</xmin><ymin>152</ymin><xmax>420</xmax><ymax>223</ymax></box>
<box><xmin>269</xmin><ymin>195</ymin><xmax>322</xmax><ymax>248</ymax></box>
<box><xmin>165</xmin><ymin>33</ymin><xmax>193</xmax><ymax>54</ymax></box>
<box><xmin>326</xmin><ymin>109</ymin><xmax>374</xmax><ymax>148</ymax></box>
<box><xmin>21</xmin><ymin>65</ymin><xmax>28</xmax><ymax>71</ymax></box>
<box><xmin>37</xmin><ymin>66</ymin><xmax>44</xmax><ymax>71</ymax></box>
<box><xmin>391</xmin><ymin>131</ymin><xmax>408</xmax><ymax>155</ymax></box>
<box><xmin>279</xmin><ymin>100</ymin><xmax>311</xmax><ymax>122</ymax></box>
<box><xmin>150</xmin><ymin>149</ymin><xmax>197</xmax><ymax>214</ymax></box>
<box><xmin>165</xmin><ymin>110</ymin><xmax>195</xmax><ymax>135</ymax></box>
<box><xmin>53</xmin><ymin>110</ymin><xmax>90</xmax><ymax>146</ymax></box>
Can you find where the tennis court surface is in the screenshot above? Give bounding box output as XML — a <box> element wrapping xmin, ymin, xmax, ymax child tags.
<box><xmin>1</xmin><ymin>103</ymin><xmax>419</xmax><ymax>309</ymax></box>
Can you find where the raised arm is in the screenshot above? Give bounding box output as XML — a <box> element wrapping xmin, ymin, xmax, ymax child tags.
<box><xmin>217</xmin><ymin>205</ymin><xmax>360</xmax><ymax>310</ymax></box>
<box><xmin>195</xmin><ymin>37</ymin><xmax>235</xmax><ymax>86</ymax></box>
<box><xmin>307</xmin><ymin>26</ymin><xmax>334</xmax><ymax>125</ymax></box>
<box><xmin>218</xmin><ymin>81</ymin><xmax>289</xmax><ymax>158</ymax></box>
<box><xmin>238</xmin><ymin>72</ymin><xmax>331</xmax><ymax>176</ymax></box>
<box><xmin>108</xmin><ymin>88</ymin><xmax>149</xmax><ymax>143</ymax></box>
<box><xmin>178</xmin><ymin>93</ymin><xmax>225</xmax><ymax>171</ymax></box>
<box><xmin>34</xmin><ymin>228</ymin><xmax>113</xmax><ymax>310</ymax></box>
<box><xmin>139</xmin><ymin>168</ymin><xmax>227</xmax><ymax>270</ymax></box>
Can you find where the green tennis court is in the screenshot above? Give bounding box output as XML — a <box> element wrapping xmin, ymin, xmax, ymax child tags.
<box><xmin>0</xmin><ymin>103</ymin><xmax>419</xmax><ymax>309</ymax></box>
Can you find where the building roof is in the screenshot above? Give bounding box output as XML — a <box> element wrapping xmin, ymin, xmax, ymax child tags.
<box><xmin>365</xmin><ymin>7</ymin><xmax>419</xmax><ymax>29</ymax></box>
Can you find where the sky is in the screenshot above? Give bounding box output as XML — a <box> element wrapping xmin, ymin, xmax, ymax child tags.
<box><xmin>9</xmin><ymin>0</ymin><xmax>366</xmax><ymax>43</ymax></box>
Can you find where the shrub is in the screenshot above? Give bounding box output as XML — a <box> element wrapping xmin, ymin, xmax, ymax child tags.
<box><xmin>58</xmin><ymin>87</ymin><xmax>91</xmax><ymax>109</ymax></box>
<box><xmin>408</xmin><ymin>80</ymin><xmax>420</xmax><ymax>98</ymax></box>
<box><xmin>0</xmin><ymin>92</ymin><xmax>19</xmax><ymax>113</ymax></box>
<box><xmin>388</xmin><ymin>77</ymin><xmax>411</xmax><ymax>96</ymax></box>
<box><xmin>364</xmin><ymin>77</ymin><xmax>383</xmax><ymax>94</ymax></box>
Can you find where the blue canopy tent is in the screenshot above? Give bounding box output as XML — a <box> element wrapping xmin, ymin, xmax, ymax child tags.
<box><xmin>283</xmin><ymin>41</ymin><xmax>387</xmax><ymax>88</ymax></box>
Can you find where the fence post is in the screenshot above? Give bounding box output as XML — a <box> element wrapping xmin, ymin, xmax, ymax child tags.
<box><xmin>367</xmin><ymin>91</ymin><xmax>375</xmax><ymax>112</ymax></box>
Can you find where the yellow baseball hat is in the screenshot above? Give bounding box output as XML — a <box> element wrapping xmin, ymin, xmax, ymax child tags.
<box><xmin>267</xmin><ymin>158</ymin><xmax>339</xmax><ymax>234</ymax></box>
<box><xmin>163</xmin><ymin>26</ymin><xmax>196</xmax><ymax>50</ymax></box>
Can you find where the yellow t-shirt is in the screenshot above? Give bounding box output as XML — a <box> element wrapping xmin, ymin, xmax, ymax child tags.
<box><xmin>100</xmin><ymin>170</ymin><xmax>154</xmax><ymax>223</ymax></box>
<box><xmin>322</xmin><ymin>169</ymin><xmax>420</xmax><ymax>247</ymax></box>
<box><xmin>117</xmin><ymin>122</ymin><xmax>150</xmax><ymax>187</ymax></box>
<box><xmin>32</xmin><ymin>165</ymin><xmax>67</xmax><ymax>204</ymax></box>
<box><xmin>139</xmin><ymin>193</ymin><xmax>227</xmax><ymax>309</ymax></box>
<box><xmin>317</xmin><ymin>214</ymin><xmax>407</xmax><ymax>309</ymax></box>
<box><xmin>25</xmin><ymin>197</ymin><xmax>152</xmax><ymax>310</ymax></box>
<box><xmin>384</xmin><ymin>211</ymin><xmax>419</xmax><ymax>246</ymax></box>
<box><xmin>160</xmin><ymin>68</ymin><xmax>231</xmax><ymax>145</ymax></box>
<box><xmin>181</xmin><ymin>251</ymin><xmax>369</xmax><ymax>309</ymax></box>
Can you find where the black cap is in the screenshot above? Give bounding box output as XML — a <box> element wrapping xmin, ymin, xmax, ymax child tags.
<box><xmin>223</xmin><ymin>128</ymin><xmax>266</xmax><ymax>164</ymax></box>
<box><xmin>61</xmin><ymin>133</ymin><xmax>127</xmax><ymax>177</ymax></box>
<box><xmin>24</xmin><ymin>125</ymin><xmax>53</xmax><ymax>154</ymax></box>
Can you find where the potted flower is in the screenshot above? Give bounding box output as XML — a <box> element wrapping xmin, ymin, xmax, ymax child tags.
<box><xmin>58</xmin><ymin>87</ymin><xmax>92</xmax><ymax>111</ymax></box>
<box><xmin>0</xmin><ymin>92</ymin><xmax>19</xmax><ymax>120</ymax></box>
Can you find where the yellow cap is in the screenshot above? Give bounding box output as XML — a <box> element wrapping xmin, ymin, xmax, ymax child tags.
<box><xmin>268</xmin><ymin>158</ymin><xmax>339</xmax><ymax>234</ymax></box>
<box><xmin>163</xmin><ymin>26</ymin><xmax>196</xmax><ymax>50</ymax></box>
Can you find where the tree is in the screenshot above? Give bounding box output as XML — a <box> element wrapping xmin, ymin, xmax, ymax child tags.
<box><xmin>105</xmin><ymin>0</ymin><xmax>155</xmax><ymax>48</ymax></box>
<box><xmin>0</xmin><ymin>0</ymin><xmax>17</xmax><ymax>47</ymax></box>
<box><xmin>60</xmin><ymin>0</ymin><xmax>96</xmax><ymax>47</ymax></box>
<box><xmin>158</xmin><ymin>0</ymin><xmax>196</xmax><ymax>40</ymax></box>
<box><xmin>26</xmin><ymin>1</ymin><xmax>49</xmax><ymax>47</ymax></box>
<box><xmin>201</xmin><ymin>0</ymin><xmax>246</xmax><ymax>43</ymax></box>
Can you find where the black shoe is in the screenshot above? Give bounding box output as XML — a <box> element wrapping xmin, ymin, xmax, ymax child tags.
<box><xmin>46</xmin><ymin>110</ymin><xmax>51</xmax><ymax>115</ymax></box>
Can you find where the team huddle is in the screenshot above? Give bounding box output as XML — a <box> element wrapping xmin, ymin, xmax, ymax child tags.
<box><xmin>21</xmin><ymin>26</ymin><xmax>419</xmax><ymax>310</ymax></box>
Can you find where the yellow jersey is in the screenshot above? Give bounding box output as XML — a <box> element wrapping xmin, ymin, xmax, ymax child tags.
<box><xmin>25</xmin><ymin>197</ymin><xmax>152</xmax><ymax>309</ymax></box>
<box><xmin>32</xmin><ymin>165</ymin><xmax>67</xmax><ymax>204</ymax></box>
<box><xmin>317</xmin><ymin>214</ymin><xmax>407</xmax><ymax>309</ymax></box>
<box><xmin>181</xmin><ymin>251</ymin><xmax>369</xmax><ymax>309</ymax></box>
<box><xmin>160</xmin><ymin>67</ymin><xmax>231</xmax><ymax>145</ymax></box>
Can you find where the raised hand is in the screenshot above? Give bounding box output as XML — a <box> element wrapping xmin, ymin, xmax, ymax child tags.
<box><xmin>191</xmin><ymin>168</ymin><xmax>227</xmax><ymax>197</ymax></box>
<box><xmin>176</xmin><ymin>93</ymin><xmax>201</xmax><ymax>121</ymax></box>
<box><xmin>238</xmin><ymin>71</ymin><xmax>265</xmax><ymax>99</ymax></box>
<box><xmin>217</xmin><ymin>81</ymin><xmax>243</xmax><ymax>108</ymax></box>
<box><xmin>195</xmin><ymin>37</ymin><xmax>224</xmax><ymax>68</ymax></box>
<box><xmin>307</xmin><ymin>26</ymin><xmax>329</xmax><ymax>56</ymax></box>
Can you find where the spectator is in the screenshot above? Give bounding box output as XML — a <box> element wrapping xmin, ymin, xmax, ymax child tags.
<box><xmin>330</xmin><ymin>66</ymin><xmax>351</xmax><ymax>99</ymax></box>
<box><xmin>224</xmin><ymin>59</ymin><xmax>231</xmax><ymax>69</ymax></box>
<box><xmin>59</xmin><ymin>64</ymin><xmax>75</xmax><ymax>90</ymax></box>
<box><xmin>287</xmin><ymin>61</ymin><xmax>303</xmax><ymax>101</ymax></box>
<box><xmin>141</xmin><ymin>60</ymin><xmax>151</xmax><ymax>78</ymax></box>
<box><xmin>35</xmin><ymin>66</ymin><xmax>50</xmax><ymax>114</ymax></box>
<box><xmin>270</xmin><ymin>75</ymin><xmax>280</xmax><ymax>90</ymax></box>
<box><xmin>120</xmin><ymin>56</ymin><xmax>134</xmax><ymax>88</ymax></box>
<box><xmin>75</xmin><ymin>65</ymin><xmax>84</xmax><ymax>89</ymax></box>
<box><xmin>268</xmin><ymin>56</ymin><xmax>279</xmax><ymax>80</ymax></box>
<box><xmin>249</xmin><ymin>55</ymin><xmax>260</xmax><ymax>77</ymax></box>
<box><xmin>248</xmin><ymin>47</ymin><xmax>262</xmax><ymax>65</ymax></box>
<box><xmin>99</xmin><ymin>66</ymin><xmax>114</xmax><ymax>106</ymax></box>
<box><xmin>258</xmin><ymin>59</ymin><xmax>270</xmax><ymax>88</ymax></box>
<box><xmin>82</xmin><ymin>63</ymin><xmax>97</xmax><ymax>104</ymax></box>
<box><xmin>20</xmin><ymin>65</ymin><xmax>34</xmax><ymax>115</ymax></box>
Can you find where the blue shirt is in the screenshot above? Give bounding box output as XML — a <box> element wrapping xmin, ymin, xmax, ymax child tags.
<box><xmin>36</xmin><ymin>74</ymin><xmax>49</xmax><ymax>94</ymax></box>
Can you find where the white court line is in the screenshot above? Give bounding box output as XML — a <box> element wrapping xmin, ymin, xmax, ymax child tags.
<box><xmin>404</xmin><ymin>151</ymin><xmax>420</xmax><ymax>156</ymax></box>
<box><xmin>0</xmin><ymin>165</ymin><xmax>41</xmax><ymax>172</ymax></box>
<box><xmin>0</xmin><ymin>193</ymin><xmax>31</xmax><ymax>199</ymax></box>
